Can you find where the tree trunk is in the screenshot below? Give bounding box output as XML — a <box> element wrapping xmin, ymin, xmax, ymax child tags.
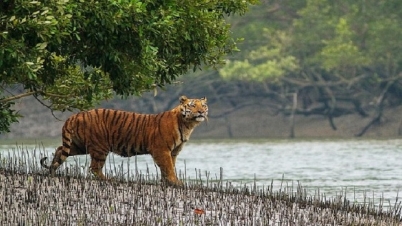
<box><xmin>289</xmin><ymin>92</ymin><xmax>297</xmax><ymax>138</ymax></box>
<box><xmin>356</xmin><ymin>80</ymin><xmax>395</xmax><ymax>137</ymax></box>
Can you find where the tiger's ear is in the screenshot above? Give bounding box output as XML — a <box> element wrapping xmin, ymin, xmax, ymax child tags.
<box><xmin>201</xmin><ymin>96</ymin><xmax>207</xmax><ymax>103</ymax></box>
<box><xmin>179</xmin><ymin>96</ymin><xmax>188</xmax><ymax>104</ymax></box>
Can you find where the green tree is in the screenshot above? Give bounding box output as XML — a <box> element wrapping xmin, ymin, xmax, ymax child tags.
<box><xmin>0</xmin><ymin>0</ymin><xmax>257</xmax><ymax>133</ymax></box>
<box><xmin>219</xmin><ymin>0</ymin><xmax>402</xmax><ymax>136</ymax></box>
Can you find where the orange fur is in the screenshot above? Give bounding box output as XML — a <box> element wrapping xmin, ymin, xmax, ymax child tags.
<box><xmin>40</xmin><ymin>96</ymin><xmax>208</xmax><ymax>185</ymax></box>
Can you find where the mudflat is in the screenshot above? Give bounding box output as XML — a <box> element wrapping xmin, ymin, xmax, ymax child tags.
<box><xmin>0</xmin><ymin>170</ymin><xmax>400</xmax><ymax>225</ymax></box>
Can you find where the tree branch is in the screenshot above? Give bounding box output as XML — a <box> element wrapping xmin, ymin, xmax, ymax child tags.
<box><xmin>0</xmin><ymin>90</ymin><xmax>68</xmax><ymax>103</ymax></box>
<box><xmin>355</xmin><ymin>80</ymin><xmax>396</xmax><ymax>137</ymax></box>
<box><xmin>32</xmin><ymin>94</ymin><xmax>63</xmax><ymax>121</ymax></box>
<box><xmin>0</xmin><ymin>91</ymin><xmax>37</xmax><ymax>102</ymax></box>
<box><xmin>280</xmin><ymin>73</ymin><xmax>369</xmax><ymax>89</ymax></box>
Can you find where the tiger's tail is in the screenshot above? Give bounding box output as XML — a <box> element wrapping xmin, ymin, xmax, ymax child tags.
<box><xmin>40</xmin><ymin>145</ymin><xmax>67</xmax><ymax>175</ymax></box>
<box><xmin>40</xmin><ymin>157</ymin><xmax>50</xmax><ymax>169</ymax></box>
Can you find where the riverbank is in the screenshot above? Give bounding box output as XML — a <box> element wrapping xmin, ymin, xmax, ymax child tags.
<box><xmin>2</xmin><ymin>94</ymin><xmax>402</xmax><ymax>140</ymax></box>
<box><xmin>0</xmin><ymin>168</ymin><xmax>401</xmax><ymax>225</ymax></box>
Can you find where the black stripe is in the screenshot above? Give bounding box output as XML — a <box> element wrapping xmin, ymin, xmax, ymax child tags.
<box><xmin>123</xmin><ymin>114</ymin><xmax>137</xmax><ymax>156</ymax></box>
<box><xmin>101</xmin><ymin>110</ymin><xmax>113</xmax><ymax>148</ymax></box>
<box><xmin>95</xmin><ymin>109</ymin><xmax>110</xmax><ymax>147</ymax></box>
<box><xmin>62</xmin><ymin>150</ymin><xmax>69</xmax><ymax>156</ymax></box>
<box><xmin>131</xmin><ymin>114</ymin><xmax>141</xmax><ymax>152</ymax></box>
<box><xmin>129</xmin><ymin>146</ymin><xmax>136</xmax><ymax>156</ymax></box>
<box><xmin>144</xmin><ymin>115</ymin><xmax>153</xmax><ymax>150</ymax></box>
<box><xmin>86</xmin><ymin>110</ymin><xmax>91</xmax><ymax>124</ymax></box>
<box><xmin>120</xmin><ymin>147</ymin><xmax>128</xmax><ymax>157</ymax></box>
<box><xmin>114</xmin><ymin>113</ymin><xmax>125</xmax><ymax>152</ymax></box>
<box><xmin>81</xmin><ymin>112</ymin><xmax>87</xmax><ymax>139</ymax></box>
<box><xmin>134</xmin><ymin>114</ymin><xmax>147</xmax><ymax>152</ymax></box>
<box><xmin>103</xmin><ymin>110</ymin><xmax>110</xmax><ymax>145</ymax></box>
<box><xmin>62</xmin><ymin>134</ymin><xmax>69</xmax><ymax>142</ymax></box>
<box><xmin>139</xmin><ymin>114</ymin><xmax>148</xmax><ymax>147</ymax></box>
<box><xmin>88</xmin><ymin>111</ymin><xmax>103</xmax><ymax>146</ymax></box>
<box><xmin>148</xmin><ymin>114</ymin><xmax>153</xmax><ymax>127</ymax></box>
<box><xmin>56</xmin><ymin>158</ymin><xmax>63</xmax><ymax>164</ymax></box>
<box><xmin>111</xmin><ymin>111</ymin><xmax>124</xmax><ymax>146</ymax></box>
<box><xmin>115</xmin><ymin>141</ymin><xmax>122</xmax><ymax>155</ymax></box>
<box><xmin>94</xmin><ymin>109</ymin><xmax>99</xmax><ymax>118</ymax></box>
<box><xmin>73</xmin><ymin>115</ymin><xmax>80</xmax><ymax>139</ymax></box>
<box><xmin>157</xmin><ymin>113</ymin><xmax>166</xmax><ymax>137</ymax></box>
<box><xmin>114</xmin><ymin>110</ymin><xmax>124</xmax><ymax>125</ymax></box>
<box><xmin>110</xmin><ymin>110</ymin><xmax>120</xmax><ymax>126</ymax></box>
<box><xmin>103</xmin><ymin>109</ymin><xmax>109</xmax><ymax>125</ymax></box>
<box><xmin>92</xmin><ymin>156</ymin><xmax>106</xmax><ymax>162</ymax></box>
<box><xmin>62</xmin><ymin>142</ymin><xmax>71</xmax><ymax>149</ymax></box>
<box><xmin>178</xmin><ymin>125</ymin><xmax>184</xmax><ymax>142</ymax></box>
<box><xmin>109</xmin><ymin>111</ymin><xmax>119</xmax><ymax>146</ymax></box>
<box><xmin>116</xmin><ymin>112</ymin><xmax>129</xmax><ymax>140</ymax></box>
<box><xmin>95</xmin><ymin>110</ymin><xmax>102</xmax><ymax>129</ymax></box>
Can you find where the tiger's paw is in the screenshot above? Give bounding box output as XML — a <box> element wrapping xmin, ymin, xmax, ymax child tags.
<box><xmin>163</xmin><ymin>178</ymin><xmax>184</xmax><ymax>187</ymax></box>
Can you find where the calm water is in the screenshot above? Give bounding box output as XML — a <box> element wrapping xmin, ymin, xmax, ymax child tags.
<box><xmin>1</xmin><ymin>139</ymin><xmax>401</xmax><ymax>205</ymax></box>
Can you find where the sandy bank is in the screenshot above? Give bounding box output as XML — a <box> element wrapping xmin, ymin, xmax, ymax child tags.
<box><xmin>0</xmin><ymin>169</ymin><xmax>400</xmax><ymax>225</ymax></box>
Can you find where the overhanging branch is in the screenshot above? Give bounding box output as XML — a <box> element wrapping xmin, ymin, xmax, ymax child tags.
<box><xmin>0</xmin><ymin>90</ymin><xmax>68</xmax><ymax>103</ymax></box>
<box><xmin>0</xmin><ymin>91</ymin><xmax>37</xmax><ymax>102</ymax></box>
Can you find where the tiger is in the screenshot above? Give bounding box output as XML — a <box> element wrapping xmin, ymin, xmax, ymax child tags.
<box><xmin>40</xmin><ymin>96</ymin><xmax>208</xmax><ymax>185</ymax></box>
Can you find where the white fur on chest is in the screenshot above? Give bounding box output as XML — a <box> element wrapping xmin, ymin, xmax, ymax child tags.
<box><xmin>173</xmin><ymin>126</ymin><xmax>195</xmax><ymax>146</ymax></box>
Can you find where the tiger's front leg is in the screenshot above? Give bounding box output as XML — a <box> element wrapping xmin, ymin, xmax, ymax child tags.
<box><xmin>171</xmin><ymin>144</ymin><xmax>184</xmax><ymax>168</ymax></box>
<box><xmin>151</xmin><ymin>150</ymin><xmax>182</xmax><ymax>186</ymax></box>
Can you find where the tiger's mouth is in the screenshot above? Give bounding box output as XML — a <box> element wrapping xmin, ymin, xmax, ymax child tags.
<box><xmin>194</xmin><ymin>115</ymin><xmax>207</xmax><ymax>122</ymax></box>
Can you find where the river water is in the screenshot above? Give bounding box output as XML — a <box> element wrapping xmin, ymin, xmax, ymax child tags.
<box><xmin>1</xmin><ymin>139</ymin><xmax>401</xmax><ymax>206</ymax></box>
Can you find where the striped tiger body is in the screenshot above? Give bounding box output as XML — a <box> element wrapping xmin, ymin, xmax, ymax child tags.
<box><xmin>40</xmin><ymin>96</ymin><xmax>208</xmax><ymax>185</ymax></box>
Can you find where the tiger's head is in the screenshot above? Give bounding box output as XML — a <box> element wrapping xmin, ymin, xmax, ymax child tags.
<box><xmin>179</xmin><ymin>96</ymin><xmax>208</xmax><ymax>122</ymax></box>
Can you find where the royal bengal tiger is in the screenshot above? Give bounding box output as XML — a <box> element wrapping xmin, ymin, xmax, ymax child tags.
<box><xmin>40</xmin><ymin>96</ymin><xmax>208</xmax><ymax>185</ymax></box>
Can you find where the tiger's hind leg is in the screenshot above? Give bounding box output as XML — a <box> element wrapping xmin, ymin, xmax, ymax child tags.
<box><xmin>88</xmin><ymin>149</ymin><xmax>109</xmax><ymax>180</ymax></box>
<box><xmin>41</xmin><ymin>143</ymin><xmax>86</xmax><ymax>176</ymax></box>
<box><xmin>41</xmin><ymin>126</ymin><xmax>77</xmax><ymax>176</ymax></box>
<box><xmin>40</xmin><ymin>146</ymin><xmax>64</xmax><ymax>176</ymax></box>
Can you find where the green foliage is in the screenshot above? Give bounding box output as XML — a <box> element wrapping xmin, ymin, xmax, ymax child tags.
<box><xmin>0</xmin><ymin>0</ymin><xmax>257</xmax><ymax>133</ymax></box>
<box><xmin>218</xmin><ymin>0</ymin><xmax>402</xmax><ymax>134</ymax></box>
<box><xmin>220</xmin><ymin>29</ymin><xmax>299</xmax><ymax>82</ymax></box>
<box><xmin>41</xmin><ymin>54</ymin><xmax>113</xmax><ymax>112</ymax></box>
<box><xmin>320</xmin><ymin>18</ymin><xmax>371</xmax><ymax>71</ymax></box>
<box><xmin>0</xmin><ymin>101</ymin><xmax>20</xmax><ymax>134</ymax></box>
<box><xmin>220</xmin><ymin>0</ymin><xmax>402</xmax><ymax>86</ymax></box>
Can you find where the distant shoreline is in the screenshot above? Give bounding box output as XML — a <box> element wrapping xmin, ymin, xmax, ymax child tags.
<box><xmin>2</xmin><ymin>95</ymin><xmax>402</xmax><ymax>140</ymax></box>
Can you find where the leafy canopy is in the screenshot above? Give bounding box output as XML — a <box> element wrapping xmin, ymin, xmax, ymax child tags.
<box><xmin>220</xmin><ymin>0</ymin><xmax>402</xmax><ymax>92</ymax></box>
<box><xmin>218</xmin><ymin>0</ymin><xmax>402</xmax><ymax>134</ymax></box>
<box><xmin>0</xmin><ymin>0</ymin><xmax>257</xmax><ymax>134</ymax></box>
